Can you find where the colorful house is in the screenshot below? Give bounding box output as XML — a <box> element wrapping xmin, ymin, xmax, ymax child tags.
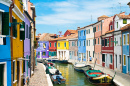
<box><xmin>68</xmin><ymin>33</ymin><xmax>78</xmax><ymax>60</ymax></box>
<box><xmin>121</xmin><ymin>24</ymin><xmax>130</xmax><ymax>75</ymax></box>
<box><xmin>0</xmin><ymin>0</ymin><xmax>12</xmax><ymax>86</ymax></box>
<box><xmin>101</xmin><ymin>21</ymin><xmax>114</xmax><ymax>69</ymax></box>
<box><xmin>113</xmin><ymin>12</ymin><xmax>130</xmax><ymax>72</ymax></box>
<box><xmin>85</xmin><ymin>24</ymin><xmax>95</xmax><ymax>63</ymax></box>
<box><xmin>23</xmin><ymin>1</ymin><xmax>32</xmax><ymax>84</ymax></box>
<box><xmin>49</xmin><ymin>40</ymin><xmax>57</xmax><ymax>58</ymax></box>
<box><xmin>11</xmin><ymin>0</ymin><xmax>25</xmax><ymax>85</ymax></box>
<box><xmin>77</xmin><ymin>27</ymin><xmax>86</xmax><ymax>61</ymax></box>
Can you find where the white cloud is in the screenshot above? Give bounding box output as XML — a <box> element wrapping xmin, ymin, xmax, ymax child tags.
<box><xmin>36</xmin><ymin>0</ymin><xmax>130</xmax><ymax>25</ymax></box>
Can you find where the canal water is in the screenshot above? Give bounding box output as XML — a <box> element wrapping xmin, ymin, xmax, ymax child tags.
<box><xmin>53</xmin><ymin>63</ymin><xmax>96</xmax><ymax>86</ymax></box>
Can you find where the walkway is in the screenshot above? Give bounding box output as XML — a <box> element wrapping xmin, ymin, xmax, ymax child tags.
<box><xmin>24</xmin><ymin>63</ymin><xmax>48</xmax><ymax>86</ymax></box>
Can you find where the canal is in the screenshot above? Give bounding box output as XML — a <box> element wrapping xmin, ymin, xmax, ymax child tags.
<box><xmin>53</xmin><ymin>63</ymin><xmax>96</xmax><ymax>86</ymax></box>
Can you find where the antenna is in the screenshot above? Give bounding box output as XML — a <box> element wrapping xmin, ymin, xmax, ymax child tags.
<box><xmin>118</xmin><ymin>2</ymin><xmax>122</xmax><ymax>13</ymax></box>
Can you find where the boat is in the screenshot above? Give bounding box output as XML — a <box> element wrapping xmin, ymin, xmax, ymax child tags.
<box><xmin>84</xmin><ymin>70</ymin><xmax>113</xmax><ymax>86</ymax></box>
<box><xmin>51</xmin><ymin>70</ymin><xmax>66</xmax><ymax>84</ymax></box>
<box><xmin>48</xmin><ymin>66</ymin><xmax>62</xmax><ymax>76</ymax></box>
<box><xmin>57</xmin><ymin>60</ymin><xmax>68</xmax><ymax>64</ymax></box>
<box><xmin>74</xmin><ymin>63</ymin><xmax>92</xmax><ymax>72</ymax></box>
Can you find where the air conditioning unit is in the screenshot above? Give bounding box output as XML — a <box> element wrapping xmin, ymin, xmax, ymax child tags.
<box><xmin>0</xmin><ymin>35</ymin><xmax>6</xmax><ymax>45</ymax></box>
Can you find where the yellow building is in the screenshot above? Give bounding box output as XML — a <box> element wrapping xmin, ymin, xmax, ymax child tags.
<box><xmin>57</xmin><ymin>37</ymin><xmax>69</xmax><ymax>60</ymax></box>
<box><xmin>11</xmin><ymin>0</ymin><xmax>25</xmax><ymax>86</ymax></box>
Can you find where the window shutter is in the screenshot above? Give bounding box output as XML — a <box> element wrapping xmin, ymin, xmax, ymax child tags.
<box><xmin>13</xmin><ymin>19</ymin><xmax>17</xmax><ymax>37</ymax></box>
<box><xmin>102</xmin><ymin>39</ymin><xmax>104</xmax><ymax>46</ymax></box>
<box><xmin>2</xmin><ymin>12</ymin><xmax>9</xmax><ymax>35</ymax></box>
<box><xmin>20</xmin><ymin>22</ymin><xmax>25</xmax><ymax>40</ymax></box>
<box><xmin>105</xmin><ymin>39</ymin><xmax>107</xmax><ymax>46</ymax></box>
<box><xmin>3</xmin><ymin>37</ymin><xmax>6</xmax><ymax>45</ymax></box>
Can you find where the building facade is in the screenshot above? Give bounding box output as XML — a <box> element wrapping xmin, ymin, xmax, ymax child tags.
<box><xmin>49</xmin><ymin>40</ymin><xmax>57</xmax><ymax>57</ymax></box>
<box><xmin>0</xmin><ymin>0</ymin><xmax>12</xmax><ymax>86</ymax></box>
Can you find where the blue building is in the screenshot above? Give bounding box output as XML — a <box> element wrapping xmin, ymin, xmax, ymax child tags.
<box><xmin>121</xmin><ymin>24</ymin><xmax>130</xmax><ymax>75</ymax></box>
<box><xmin>77</xmin><ymin>27</ymin><xmax>86</xmax><ymax>61</ymax></box>
<box><xmin>0</xmin><ymin>1</ymin><xmax>12</xmax><ymax>86</ymax></box>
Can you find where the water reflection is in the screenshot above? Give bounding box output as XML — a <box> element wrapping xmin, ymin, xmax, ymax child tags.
<box><xmin>53</xmin><ymin>63</ymin><xmax>95</xmax><ymax>86</ymax></box>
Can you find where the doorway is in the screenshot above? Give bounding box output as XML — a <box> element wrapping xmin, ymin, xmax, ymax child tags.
<box><xmin>0</xmin><ymin>64</ymin><xmax>4</xmax><ymax>86</ymax></box>
<box><xmin>17</xmin><ymin>61</ymin><xmax>20</xmax><ymax>85</ymax></box>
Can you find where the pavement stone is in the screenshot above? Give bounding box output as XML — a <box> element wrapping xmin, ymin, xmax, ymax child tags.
<box><xmin>24</xmin><ymin>63</ymin><xmax>48</xmax><ymax>86</ymax></box>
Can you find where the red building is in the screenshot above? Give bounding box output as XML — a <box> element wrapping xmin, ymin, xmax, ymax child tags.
<box><xmin>49</xmin><ymin>40</ymin><xmax>57</xmax><ymax>57</ymax></box>
<box><xmin>64</xmin><ymin>30</ymin><xmax>77</xmax><ymax>37</ymax></box>
<box><xmin>102</xmin><ymin>21</ymin><xmax>114</xmax><ymax>69</ymax></box>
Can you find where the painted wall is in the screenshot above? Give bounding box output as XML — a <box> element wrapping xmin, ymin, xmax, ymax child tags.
<box><xmin>36</xmin><ymin>41</ymin><xmax>49</xmax><ymax>58</ymax></box>
<box><xmin>0</xmin><ymin>2</ymin><xmax>11</xmax><ymax>86</ymax></box>
<box><xmin>122</xmin><ymin>31</ymin><xmax>129</xmax><ymax>74</ymax></box>
<box><xmin>64</xmin><ymin>30</ymin><xmax>71</xmax><ymax>37</ymax></box>
<box><xmin>49</xmin><ymin>40</ymin><xmax>57</xmax><ymax>57</ymax></box>
<box><xmin>57</xmin><ymin>40</ymin><xmax>69</xmax><ymax>50</ymax></box>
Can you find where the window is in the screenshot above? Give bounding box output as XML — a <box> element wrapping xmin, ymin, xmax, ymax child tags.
<box><xmin>69</xmin><ymin>42</ymin><xmax>70</xmax><ymax>46</ymax></box>
<box><xmin>13</xmin><ymin>61</ymin><xmax>15</xmax><ymax>82</ymax></box>
<box><xmin>110</xmin><ymin>55</ymin><xmax>112</xmax><ymax>63</ymax></box>
<box><xmin>117</xmin><ymin>22</ymin><xmax>118</xmax><ymax>28</ymax></box>
<box><xmin>89</xmin><ymin>29</ymin><xmax>90</xmax><ymax>34</ymax></box>
<box><xmin>93</xmin><ymin>27</ymin><xmax>96</xmax><ymax>32</ymax></box>
<box><xmin>107</xmin><ymin>38</ymin><xmax>109</xmax><ymax>46</ymax></box>
<box><xmin>43</xmin><ymin>52</ymin><xmax>46</xmax><ymax>56</ymax></box>
<box><xmin>115</xmin><ymin>38</ymin><xmax>116</xmax><ymax>46</ymax></box>
<box><xmin>123</xmin><ymin>55</ymin><xmax>126</xmax><ymax>65</ymax></box>
<box><xmin>77</xmin><ymin>41</ymin><xmax>78</xmax><ymax>46</ymax></box>
<box><xmin>98</xmin><ymin>25</ymin><xmax>99</xmax><ymax>31</ymax></box>
<box><xmin>93</xmin><ymin>51</ymin><xmax>94</xmax><ymax>57</ymax></box>
<box><xmin>123</xmin><ymin>19</ymin><xmax>127</xmax><ymax>24</ymax></box>
<box><xmin>89</xmin><ymin>51</ymin><xmax>90</xmax><ymax>57</ymax></box>
<box><xmin>26</xmin><ymin>24</ymin><xmax>28</xmax><ymax>38</ymax></box>
<box><xmin>84</xmin><ymin>30</ymin><xmax>85</xmax><ymax>36</ymax></box>
<box><xmin>64</xmin><ymin>42</ymin><xmax>66</xmax><ymax>47</ymax></box>
<box><xmin>38</xmin><ymin>52</ymin><xmax>40</xmax><ymax>55</ymax></box>
<box><xmin>89</xmin><ymin>40</ymin><xmax>90</xmax><ymax>46</ymax></box>
<box><xmin>0</xmin><ymin>12</ymin><xmax>2</xmax><ymax>35</ymax></box>
<box><xmin>83</xmin><ymin>40</ymin><xmax>85</xmax><ymax>46</ymax></box>
<box><xmin>123</xmin><ymin>35</ymin><xmax>126</xmax><ymax>45</ymax></box>
<box><xmin>80</xmin><ymin>31</ymin><xmax>81</xmax><ymax>36</ymax></box>
<box><xmin>110</xmin><ymin>25</ymin><xmax>113</xmax><ymax>30</ymax></box>
<box><xmin>98</xmin><ymin>38</ymin><xmax>99</xmax><ymax>44</ymax></box>
<box><xmin>86</xmin><ymin>40</ymin><xmax>88</xmax><ymax>46</ymax></box>
<box><xmin>110</xmin><ymin>38</ymin><xmax>113</xmax><ymax>47</ymax></box>
<box><xmin>93</xmin><ymin>39</ymin><xmax>94</xmax><ymax>45</ymax></box>
<box><xmin>95</xmin><ymin>39</ymin><xmax>96</xmax><ymax>44</ymax></box>
<box><xmin>119</xmin><ymin>55</ymin><xmax>121</xmax><ymax>64</ymax></box>
<box><xmin>86</xmin><ymin>30</ymin><xmax>88</xmax><ymax>34</ymax></box>
<box><xmin>102</xmin><ymin>54</ymin><xmax>105</xmax><ymax>62</ymax></box>
<box><xmin>120</xmin><ymin>37</ymin><xmax>121</xmax><ymax>46</ymax></box>
<box><xmin>43</xmin><ymin>43</ymin><xmax>46</xmax><ymax>48</ymax></box>
<box><xmin>102</xmin><ymin>39</ymin><xmax>104</xmax><ymax>46</ymax></box>
<box><xmin>69</xmin><ymin>51</ymin><xmax>71</xmax><ymax>55</ymax></box>
<box><xmin>58</xmin><ymin>43</ymin><xmax>60</xmax><ymax>47</ymax></box>
<box><xmin>50</xmin><ymin>43</ymin><xmax>51</xmax><ymax>47</ymax></box>
<box><xmin>105</xmin><ymin>39</ymin><xmax>107</xmax><ymax>46</ymax></box>
<box><xmin>54</xmin><ymin>42</ymin><xmax>56</xmax><ymax>47</ymax></box>
<box><xmin>127</xmin><ymin>34</ymin><xmax>129</xmax><ymax>45</ymax></box>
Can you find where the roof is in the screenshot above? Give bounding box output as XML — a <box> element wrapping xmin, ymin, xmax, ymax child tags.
<box><xmin>98</xmin><ymin>15</ymin><xmax>109</xmax><ymax>18</ymax></box>
<box><xmin>77</xmin><ymin>23</ymin><xmax>94</xmax><ymax>30</ymax></box>
<box><xmin>120</xmin><ymin>23</ymin><xmax>130</xmax><ymax>31</ymax></box>
<box><xmin>105</xmin><ymin>29</ymin><xmax>115</xmax><ymax>34</ymax></box>
<box><xmin>67</xmin><ymin>30</ymin><xmax>77</xmax><ymax>34</ymax></box>
<box><xmin>36</xmin><ymin>36</ymin><xmax>40</xmax><ymax>38</ymax></box>
<box><xmin>116</xmin><ymin>14</ymin><xmax>130</xmax><ymax>19</ymax></box>
<box><xmin>39</xmin><ymin>33</ymin><xmax>56</xmax><ymax>41</ymax></box>
<box><xmin>127</xmin><ymin>2</ymin><xmax>130</xmax><ymax>5</ymax></box>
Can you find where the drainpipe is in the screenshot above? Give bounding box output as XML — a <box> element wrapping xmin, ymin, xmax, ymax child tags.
<box><xmin>10</xmin><ymin>0</ymin><xmax>14</xmax><ymax>86</ymax></box>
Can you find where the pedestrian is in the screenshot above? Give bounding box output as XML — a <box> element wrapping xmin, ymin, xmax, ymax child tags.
<box><xmin>89</xmin><ymin>56</ymin><xmax>92</xmax><ymax>63</ymax></box>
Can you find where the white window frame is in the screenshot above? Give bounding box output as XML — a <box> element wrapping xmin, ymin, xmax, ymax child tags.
<box><xmin>13</xmin><ymin>60</ymin><xmax>17</xmax><ymax>84</ymax></box>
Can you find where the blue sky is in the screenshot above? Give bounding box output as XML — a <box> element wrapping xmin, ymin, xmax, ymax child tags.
<box><xmin>30</xmin><ymin>0</ymin><xmax>130</xmax><ymax>35</ymax></box>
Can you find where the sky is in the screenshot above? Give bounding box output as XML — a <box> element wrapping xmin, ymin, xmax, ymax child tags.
<box><xmin>30</xmin><ymin>0</ymin><xmax>130</xmax><ymax>35</ymax></box>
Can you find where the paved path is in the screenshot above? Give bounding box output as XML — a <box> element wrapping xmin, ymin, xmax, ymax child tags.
<box><xmin>24</xmin><ymin>63</ymin><xmax>48</xmax><ymax>86</ymax></box>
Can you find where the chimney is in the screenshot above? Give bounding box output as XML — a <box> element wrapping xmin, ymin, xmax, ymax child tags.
<box><xmin>77</xmin><ymin>27</ymin><xmax>80</xmax><ymax>30</ymax></box>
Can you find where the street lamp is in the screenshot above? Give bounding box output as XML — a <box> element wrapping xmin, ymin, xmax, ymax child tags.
<box><xmin>127</xmin><ymin>2</ymin><xmax>130</xmax><ymax>8</ymax></box>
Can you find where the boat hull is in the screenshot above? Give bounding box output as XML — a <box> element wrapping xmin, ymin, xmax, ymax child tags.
<box><xmin>51</xmin><ymin>75</ymin><xmax>66</xmax><ymax>84</ymax></box>
<box><xmin>58</xmin><ymin>60</ymin><xmax>68</xmax><ymax>64</ymax></box>
<box><xmin>74</xmin><ymin>65</ymin><xmax>91</xmax><ymax>73</ymax></box>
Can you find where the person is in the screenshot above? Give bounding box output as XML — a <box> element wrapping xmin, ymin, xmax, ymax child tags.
<box><xmin>89</xmin><ymin>56</ymin><xmax>92</xmax><ymax>63</ymax></box>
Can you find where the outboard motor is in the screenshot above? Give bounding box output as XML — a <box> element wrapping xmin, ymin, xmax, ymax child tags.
<box><xmin>55</xmin><ymin>70</ymin><xmax>60</xmax><ymax>75</ymax></box>
<box><xmin>56</xmin><ymin>76</ymin><xmax>61</xmax><ymax>84</ymax></box>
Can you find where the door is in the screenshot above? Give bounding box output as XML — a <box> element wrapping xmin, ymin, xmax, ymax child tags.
<box><xmin>128</xmin><ymin>56</ymin><xmax>130</xmax><ymax>75</ymax></box>
<box><xmin>17</xmin><ymin>61</ymin><xmax>20</xmax><ymax>85</ymax></box>
<box><xmin>106</xmin><ymin>54</ymin><xmax>109</xmax><ymax>67</ymax></box>
<box><xmin>0</xmin><ymin>64</ymin><xmax>4</xmax><ymax>86</ymax></box>
<box><xmin>116</xmin><ymin>55</ymin><xmax>117</xmax><ymax>68</ymax></box>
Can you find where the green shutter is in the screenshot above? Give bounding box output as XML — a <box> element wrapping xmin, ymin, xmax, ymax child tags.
<box><xmin>20</xmin><ymin>22</ymin><xmax>25</xmax><ymax>40</ymax></box>
<box><xmin>2</xmin><ymin>12</ymin><xmax>9</xmax><ymax>35</ymax></box>
<box><xmin>13</xmin><ymin>19</ymin><xmax>17</xmax><ymax>37</ymax></box>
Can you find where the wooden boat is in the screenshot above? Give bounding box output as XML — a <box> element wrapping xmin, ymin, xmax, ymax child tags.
<box><xmin>74</xmin><ymin>63</ymin><xmax>92</xmax><ymax>72</ymax></box>
<box><xmin>58</xmin><ymin>60</ymin><xmax>68</xmax><ymax>64</ymax></box>
<box><xmin>51</xmin><ymin>70</ymin><xmax>66</xmax><ymax>84</ymax></box>
<box><xmin>48</xmin><ymin>66</ymin><xmax>62</xmax><ymax>76</ymax></box>
<box><xmin>84</xmin><ymin>70</ymin><xmax>113</xmax><ymax>86</ymax></box>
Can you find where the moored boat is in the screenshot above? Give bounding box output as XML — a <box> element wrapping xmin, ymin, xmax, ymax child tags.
<box><xmin>48</xmin><ymin>66</ymin><xmax>62</xmax><ymax>76</ymax></box>
<box><xmin>84</xmin><ymin>70</ymin><xmax>113</xmax><ymax>86</ymax></box>
<box><xmin>74</xmin><ymin>63</ymin><xmax>92</xmax><ymax>72</ymax></box>
<box><xmin>58</xmin><ymin>60</ymin><xmax>68</xmax><ymax>64</ymax></box>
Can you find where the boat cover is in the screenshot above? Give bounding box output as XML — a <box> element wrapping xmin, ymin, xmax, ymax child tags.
<box><xmin>52</xmin><ymin>75</ymin><xmax>64</xmax><ymax>79</ymax></box>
